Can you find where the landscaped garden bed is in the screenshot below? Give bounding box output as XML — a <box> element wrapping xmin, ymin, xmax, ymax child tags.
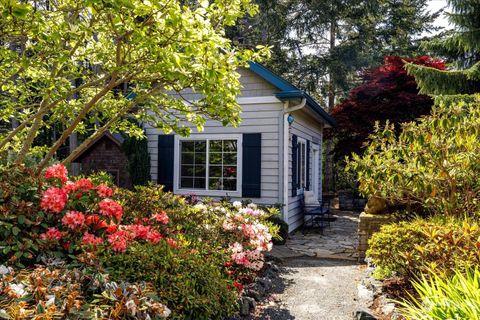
<box><xmin>0</xmin><ymin>164</ymin><xmax>279</xmax><ymax>319</ymax></box>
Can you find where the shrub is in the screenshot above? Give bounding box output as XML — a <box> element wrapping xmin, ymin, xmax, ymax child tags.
<box><xmin>102</xmin><ymin>242</ymin><xmax>237</xmax><ymax>320</ymax></box>
<box><xmin>0</xmin><ymin>264</ymin><xmax>171</xmax><ymax>319</ymax></box>
<box><xmin>347</xmin><ymin>96</ymin><xmax>480</xmax><ymax>217</ymax></box>
<box><xmin>367</xmin><ymin>218</ymin><xmax>480</xmax><ymax>278</ymax></box>
<box><xmin>0</xmin><ymin>164</ymin><xmax>173</xmax><ymax>267</ymax></box>
<box><xmin>399</xmin><ymin>268</ymin><xmax>480</xmax><ymax>320</ymax></box>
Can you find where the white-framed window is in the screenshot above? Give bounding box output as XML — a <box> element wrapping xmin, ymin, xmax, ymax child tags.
<box><xmin>296</xmin><ymin>137</ymin><xmax>307</xmax><ymax>193</ymax></box>
<box><xmin>174</xmin><ymin>134</ymin><xmax>242</xmax><ymax>196</ymax></box>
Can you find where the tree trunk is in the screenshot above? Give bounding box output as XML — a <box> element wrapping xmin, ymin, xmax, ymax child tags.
<box><xmin>323</xmin><ymin>20</ymin><xmax>336</xmax><ymax>193</ymax></box>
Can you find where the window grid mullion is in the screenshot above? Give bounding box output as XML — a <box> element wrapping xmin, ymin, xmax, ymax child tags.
<box><xmin>206</xmin><ymin>139</ymin><xmax>210</xmax><ymax>190</ymax></box>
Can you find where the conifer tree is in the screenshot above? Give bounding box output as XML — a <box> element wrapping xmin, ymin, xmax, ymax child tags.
<box><xmin>406</xmin><ymin>0</ymin><xmax>480</xmax><ymax>95</ymax></box>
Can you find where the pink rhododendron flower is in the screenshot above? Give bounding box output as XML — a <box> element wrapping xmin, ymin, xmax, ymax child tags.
<box><xmin>40</xmin><ymin>227</ymin><xmax>63</xmax><ymax>241</ymax></box>
<box><xmin>82</xmin><ymin>232</ymin><xmax>104</xmax><ymax>246</ymax></box>
<box><xmin>107</xmin><ymin>230</ymin><xmax>131</xmax><ymax>252</ymax></box>
<box><xmin>151</xmin><ymin>211</ymin><xmax>169</xmax><ymax>224</ymax></box>
<box><xmin>61</xmin><ymin>211</ymin><xmax>86</xmax><ymax>229</ymax></box>
<box><xmin>96</xmin><ymin>184</ymin><xmax>113</xmax><ymax>198</ymax></box>
<box><xmin>40</xmin><ymin>187</ymin><xmax>68</xmax><ymax>213</ymax></box>
<box><xmin>63</xmin><ymin>178</ymin><xmax>94</xmax><ymax>194</ymax></box>
<box><xmin>44</xmin><ymin>164</ymin><xmax>68</xmax><ymax>184</ymax></box>
<box><xmin>128</xmin><ymin>224</ymin><xmax>151</xmax><ymax>240</ymax></box>
<box><xmin>222</xmin><ymin>221</ymin><xmax>235</xmax><ymax>231</ymax></box>
<box><xmin>147</xmin><ymin>230</ymin><xmax>163</xmax><ymax>244</ymax></box>
<box><xmin>166</xmin><ymin>237</ymin><xmax>178</xmax><ymax>248</ymax></box>
<box><xmin>98</xmin><ymin>198</ymin><xmax>123</xmax><ymax>221</ymax></box>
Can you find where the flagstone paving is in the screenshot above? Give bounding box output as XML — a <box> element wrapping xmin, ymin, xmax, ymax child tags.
<box><xmin>257</xmin><ymin>210</ymin><xmax>363</xmax><ymax>320</ymax></box>
<box><xmin>268</xmin><ymin>210</ymin><xmax>360</xmax><ymax>261</ymax></box>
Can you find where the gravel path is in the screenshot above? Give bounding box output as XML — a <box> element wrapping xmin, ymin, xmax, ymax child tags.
<box><xmin>257</xmin><ymin>258</ymin><xmax>362</xmax><ymax>320</ymax></box>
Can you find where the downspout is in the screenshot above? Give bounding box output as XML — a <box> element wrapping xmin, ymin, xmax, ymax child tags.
<box><xmin>282</xmin><ymin>98</ymin><xmax>307</xmax><ymax>227</ymax></box>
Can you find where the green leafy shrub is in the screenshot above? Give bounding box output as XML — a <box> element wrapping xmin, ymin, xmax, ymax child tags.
<box><xmin>347</xmin><ymin>96</ymin><xmax>480</xmax><ymax>217</ymax></box>
<box><xmin>268</xmin><ymin>215</ymin><xmax>288</xmax><ymax>245</ymax></box>
<box><xmin>102</xmin><ymin>241</ymin><xmax>237</xmax><ymax>320</ymax></box>
<box><xmin>0</xmin><ymin>165</ymin><xmax>44</xmax><ymax>267</ymax></box>
<box><xmin>367</xmin><ymin>218</ymin><xmax>480</xmax><ymax>278</ymax></box>
<box><xmin>399</xmin><ymin>268</ymin><xmax>480</xmax><ymax>320</ymax></box>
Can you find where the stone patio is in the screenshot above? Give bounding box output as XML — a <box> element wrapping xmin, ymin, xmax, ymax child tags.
<box><xmin>268</xmin><ymin>209</ymin><xmax>360</xmax><ymax>261</ymax></box>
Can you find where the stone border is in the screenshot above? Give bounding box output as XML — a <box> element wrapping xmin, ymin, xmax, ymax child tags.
<box><xmin>358</xmin><ymin>212</ymin><xmax>393</xmax><ymax>262</ymax></box>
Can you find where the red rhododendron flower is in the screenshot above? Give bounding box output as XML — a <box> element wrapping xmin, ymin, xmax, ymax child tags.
<box><xmin>98</xmin><ymin>199</ymin><xmax>123</xmax><ymax>221</ymax></box>
<box><xmin>146</xmin><ymin>229</ymin><xmax>163</xmax><ymax>244</ymax></box>
<box><xmin>128</xmin><ymin>224</ymin><xmax>151</xmax><ymax>240</ymax></box>
<box><xmin>96</xmin><ymin>184</ymin><xmax>113</xmax><ymax>198</ymax></box>
<box><xmin>40</xmin><ymin>187</ymin><xmax>68</xmax><ymax>213</ymax></box>
<box><xmin>81</xmin><ymin>232</ymin><xmax>104</xmax><ymax>246</ymax></box>
<box><xmin>63</xmin><ymin>178</ymin><xmax>94</xmax><ymax>195</ymax></box>
<box><xmin>224</xmin><ymin>261</ymin><xmax>233</xmax><ymax>267</ymax></box>
<box><xmin>151</xmin><ymin>210</ymin><xmax>169</xmax><ymax>224</ymax></box>
<box><xmin>166</xmin><ymin>238</ymin><xmax>178</xmax><ymax>248</ymax></box>
<box><xmin>40</xmin><ymin>227</ymin><xmax>63</xmax><ymax>241</ymax></box>
<box><xmin>44</xmin><ymin>164</ymin><xmax>68</xmax><ymax>184</ymax></box>
<box><xmin>61</xmin><ymin>211</ymin><xmax>86</xmax><ymax>229</ymax></box>
<box><xmin>233</xmin><ymin>282</ymin><xmax>244</xmax><ymax>292</ymax></box>
<box><xmin>85</xmin><ymin>215</ymin><xmax>108</xmax><ymax>230</ymax></box>
<box><xmin>106</xmin><ymin>223</ymin><xmax>117</xmax><ymax>234</ymax></box>
<box><xmin>107</xmin><ymin>230</ymin><xmax>131</xmax><ymax>252</ymax></box>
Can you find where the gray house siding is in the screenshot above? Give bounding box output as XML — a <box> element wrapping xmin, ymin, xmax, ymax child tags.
<box><xmin>144</xmin><ymin>65</ymin><xmax>327</xmax><ymax>232</ymax></box>
<box><xmin>145</xmin><ymin>102</ymin><xmax>283</xmax><ymax>206</ymax></box>
<box><xmin>145</xmin><ymin>67</ymin><xmax>283</xmax><ymax>206</ymax></box>
<box><xmin>287</xmin><ymin>109</ymin><xmax>324</xmax><ymax>231</ymax></box>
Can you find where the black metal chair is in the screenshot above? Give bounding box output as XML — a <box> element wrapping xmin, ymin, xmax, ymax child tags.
<box><xmin>301</xmin><ymin>197</ymin><xmax>332</xmax><ymax>231</ymax></box>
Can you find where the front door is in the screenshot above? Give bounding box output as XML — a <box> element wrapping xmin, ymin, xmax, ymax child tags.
<box><xmin>312</xmin><ymin>144</ymin><xmax>320</xmax><ymax>199</ymax></box>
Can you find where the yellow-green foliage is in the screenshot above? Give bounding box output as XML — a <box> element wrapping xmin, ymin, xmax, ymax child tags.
<box><xmin>367</xmin><ymin>218</ymin><xmax>480</xmax><ymax>278</ymax></box>
<box><xmin>399</xmin><ymin>268</ymin><xmax>480</xmax><ymax>320</ymax></box>
<box><xmin>348</xmin><ymin>95</ymin><xmax>480</xmax><ymax>217</ymax></box>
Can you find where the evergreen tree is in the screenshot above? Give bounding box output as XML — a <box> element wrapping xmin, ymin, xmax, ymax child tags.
<box><xmin>406</xmin><ymin>0</ymin><xmax>480</xmax><ymax>95</ymax></box>
<box><xmin>229</xmin><ymin>0</ymin><xmax>439</xmax><ymax>191</ymax></box>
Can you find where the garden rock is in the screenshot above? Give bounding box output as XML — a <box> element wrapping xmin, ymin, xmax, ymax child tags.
<box><xmin>239</xmin><ymin>297</ymin><xmax>256</xmax><ymax>316</ymax></box>
<box><xmin>256</xmin><ymin>277</ymin><xmax>272</xmax><ymax>292</ymax></box>
<box><xmin>354</xmin><ymin>309</ymin><xmax>378</xmax><ymax>320</ymax></box>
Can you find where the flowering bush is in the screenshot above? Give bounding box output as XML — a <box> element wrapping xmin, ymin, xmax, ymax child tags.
<box><xmin>0</xmin><ymin>165</ymin><xmax>279</xmax><ymax>319</ymax></box>
<box><xmin>0</xmin><ymin>164</ymin><xmax>174</xmax><ymax>267</ymax></box>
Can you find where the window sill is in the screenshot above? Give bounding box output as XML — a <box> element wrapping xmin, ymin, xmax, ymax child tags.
<box><xmin>175</xmin><ymin>188</ymin><xmax>242</xmax><ymax>198</ymax></box>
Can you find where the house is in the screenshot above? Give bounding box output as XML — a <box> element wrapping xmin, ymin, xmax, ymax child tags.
<box><xmin>70</xmin><ymin>133</ymin><xmax>132</xmax><ymax>188</ymax></box>
<box><xmin>145</xmin><ymin>62</ymin><xmax>335</xmax><ymax>232</ymax></box>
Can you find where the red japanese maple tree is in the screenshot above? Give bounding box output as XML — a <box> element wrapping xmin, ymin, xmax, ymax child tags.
<box><xmin>330</xmin><ymin>56</ymin><xmax>445</xmax><ymax>159</ymax></box>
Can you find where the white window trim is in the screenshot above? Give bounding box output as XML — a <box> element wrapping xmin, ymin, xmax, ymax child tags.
<box><xmin>296</xmin><ymin>137</ymin><xmax>307</xmax><ymax>195</ymax></box>
<box><xmin>173</xmin><ymin>134</ymin><xmax>243</xmax><ymax>197</ymax></box>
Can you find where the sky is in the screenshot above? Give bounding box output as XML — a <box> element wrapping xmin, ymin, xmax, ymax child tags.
<box><xmin>428</xmin><ymin>0</ymin><xmax>450</xmax><ymax>29</ymax></box>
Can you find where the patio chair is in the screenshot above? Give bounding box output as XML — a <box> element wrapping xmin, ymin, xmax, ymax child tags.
<box><xmin>301</xmin><ymin>191</ymin><xmax>332</xmax><ymax>231</ymax></box>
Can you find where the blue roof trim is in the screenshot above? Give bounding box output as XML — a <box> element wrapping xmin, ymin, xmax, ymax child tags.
<box><xmin>247</xmin><ymin>62</ymin><xmax>298</xmax><ymax>92</ymax></box>
<box><xmin>247</xmin><ymin>62</ymin><xmax>336</xmax><ymax>127</ymax></box>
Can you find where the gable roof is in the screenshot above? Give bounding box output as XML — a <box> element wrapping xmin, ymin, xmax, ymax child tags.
<box><xmin>70</xmin><ymin>132</ymin><xmax>124</xmax><ymax>163</ymax></box>
<box><xmin>248</xmin><ymin>62</ymin><xmax>336</xmax><ymax>127</ymax></box>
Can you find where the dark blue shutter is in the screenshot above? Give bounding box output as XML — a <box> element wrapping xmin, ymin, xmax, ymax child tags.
<box><xmin>306</xmin><ymin>140</ymin><xmax>310</xmax><ymax>191</ymax></box>
<box><xmin>158</xmin><ymin>135</ymin><xmax>174</xmax><ymax>192</ymax></box>
<box><xmin>292</xmin><ymin>135</ymin><xmax>297</xmax><ymax>197</ymax></box>
<box><xmin>242</xmin><ymin>133</ymin><xmax>261</xmax><ymax>198</ymax></box>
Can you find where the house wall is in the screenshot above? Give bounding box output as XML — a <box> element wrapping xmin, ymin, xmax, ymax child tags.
<box><xmin>287</xmin><ymin>108</ymin><xmax>324</xmax><ymax>231</ymax></box>
<box><xmin>145</xmin><ymin>67</ymin><xmax>283</xmax><ymax>206</ymax></box>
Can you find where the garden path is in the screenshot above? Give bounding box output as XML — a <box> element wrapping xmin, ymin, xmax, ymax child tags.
<box><xmin>258</xmin><ymin>210</ymin><xmax>363</xmax><ymax>320</ymax></box>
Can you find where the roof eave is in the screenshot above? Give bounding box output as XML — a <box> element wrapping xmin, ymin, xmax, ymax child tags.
<box><xmin>275</xmin><ymin>90</ymin><xmax>336</xmax><ymax>127</ymax></box>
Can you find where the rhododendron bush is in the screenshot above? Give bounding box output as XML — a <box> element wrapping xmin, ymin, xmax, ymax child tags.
<box><xmin>0</xmin><ymin>164</ymin><xmax>279</xmax><ymax>319</ymax></box>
